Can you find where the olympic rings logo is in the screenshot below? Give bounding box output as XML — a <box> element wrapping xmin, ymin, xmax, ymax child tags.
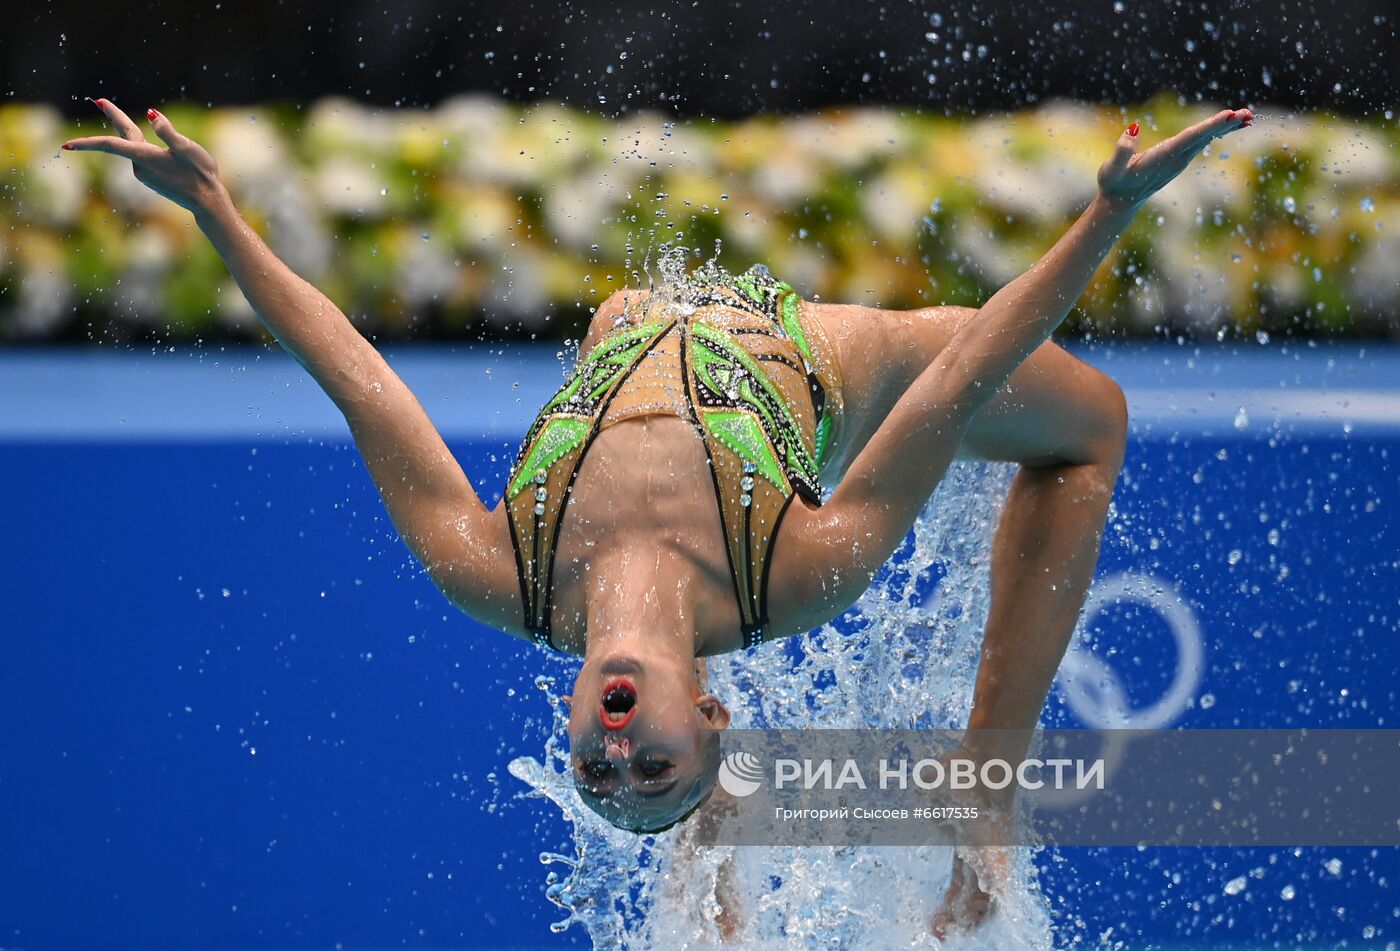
<box><xmin>1055</xmin><ymin>571</ymin><xmax>1205</xmax><ymax>729</ymax></box>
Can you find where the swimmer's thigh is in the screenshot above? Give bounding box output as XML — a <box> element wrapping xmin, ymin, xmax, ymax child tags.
<box><xmin>808</xmin><ymin>301</ymin><xmax>1126</xmax><ymax>477</ymax></box>
<box><xmin>804</xmin><ymin>302</ymin><xmax>973</xmax><ymax>482</ymax></box>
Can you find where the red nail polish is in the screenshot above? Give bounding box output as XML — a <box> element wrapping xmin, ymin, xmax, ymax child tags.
<box><xmin>1127</xmin><ymin>122</ymin><xmax>1139</xmax><ymax>137</ymax></box>
<box><xmin>93</xmin><ymin>98</ymin><xmax>108</xmax><ymax>109</ymax></box>
<box><xmin>61</xmin><ymin>143</ymin><xmax>74</xmax><ymax>150</ymax></box>
<box><xmin>147</xmin><ymin>108</ymin><xmax>159</xmax><ymax>121</ymax></box>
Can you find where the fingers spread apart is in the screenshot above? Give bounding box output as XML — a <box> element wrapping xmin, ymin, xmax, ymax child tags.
<box><xmin>1104</xmin><ymin>123</ymin><xmax>1140</xmax><ymax>175</ymax></box>
<box><xmin>88</xmin><ymin>97</ymin><xmax>147</xmax><ymax>142</ymax></box>
<box><xmin>61</xmin><ymin>135</ymin><xmax>164</xmax><ymax>161</ymax></box>
<box><xmin>146</xmin><ymin>108</ymin><xmax>193</xmax><ymax>154</ymax></box>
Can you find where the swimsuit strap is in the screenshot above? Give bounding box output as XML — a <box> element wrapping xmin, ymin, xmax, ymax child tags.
<box><xmin>678</xmin><ymin>264</ymin><xmax>835</xmax><ymax>645</ymax></box>
<box><xmin>697</xmin><ymin>264</ymin><xmax>836</xmax><ymax>469</ymax></box>
<box><xmin>504</xmin><ymin>264</ymin><xmax>830</xmax><ymax>652</ymax></box>
<box><xmin>504</xmin><ymin>318</ymin><xmax>676</xmax><ymax>649</ymax></box>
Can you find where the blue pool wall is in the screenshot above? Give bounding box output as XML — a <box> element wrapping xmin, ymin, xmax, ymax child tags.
<box><xmin>1</xmin><ymin>343</ymin><xmax>1396</xmax><ymax>949</ymax></box>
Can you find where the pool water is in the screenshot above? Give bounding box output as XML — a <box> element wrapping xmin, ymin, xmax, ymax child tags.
<box><xmin>1</xmin><ymin>344</ymin><xmax>1395</xmax><ymax>949</ymax></box>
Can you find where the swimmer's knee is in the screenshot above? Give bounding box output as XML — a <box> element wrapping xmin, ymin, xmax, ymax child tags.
<box><xmin>1083</xmin><ymin>368</ymin><xmax>1129</xmax><ymax>468</ymax></box>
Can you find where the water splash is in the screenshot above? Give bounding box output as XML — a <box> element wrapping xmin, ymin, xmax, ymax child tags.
<box><xmin>509</xmin><ymin>258</ymin><xmax>1053</xmax><ymax>947</ymax></box>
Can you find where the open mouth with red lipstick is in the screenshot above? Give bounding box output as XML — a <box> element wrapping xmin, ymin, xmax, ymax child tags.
<box><xmin>600</xmin><ymin>678</ymin><xmax>637</xmax><ymax>731</ymax></box>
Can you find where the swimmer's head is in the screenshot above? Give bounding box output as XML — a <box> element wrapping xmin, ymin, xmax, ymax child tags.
<box><xmin>567</xmin><ymin>651</ymin><xmax>730</xmax><ymax>833</ymax></box>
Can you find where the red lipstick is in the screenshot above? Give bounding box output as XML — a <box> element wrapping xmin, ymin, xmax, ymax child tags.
<box><xmin>600</xmin><ymin>678</ymin><xmax>638</xmax><ymax>732</ymax></box>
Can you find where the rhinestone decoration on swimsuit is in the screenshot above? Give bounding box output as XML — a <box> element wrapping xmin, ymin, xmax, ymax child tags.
<box><xmin>505</xmin><ymin>265</ymin><xmax>837</xmax><ymax>651</ymax></box>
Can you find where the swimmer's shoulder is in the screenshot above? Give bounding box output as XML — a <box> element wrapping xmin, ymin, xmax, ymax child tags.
<box><xmin>424</xmin><ymin>500</ymin><xmax>540</xmax><ymax>645</ymax></box>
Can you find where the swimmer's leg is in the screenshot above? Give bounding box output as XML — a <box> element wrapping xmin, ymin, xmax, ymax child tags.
<box><xmin>810</xmin><ymin>300</ymin><xmax>1127</xmax><ymax>752</ymax></box>
<box><xmin>663</xmin><ymin>814</ymin><xmax>745</xmax><ymax>943</ymax></box>
<box><xmin>956</xmin><ymin>338</ymin><xmax>1129</xmax><ymax>760</ymax></box>
<box><xmin>807</xmin><ymin>303</ymin><xmax>1127</xmax><ymax>935</ymax></box>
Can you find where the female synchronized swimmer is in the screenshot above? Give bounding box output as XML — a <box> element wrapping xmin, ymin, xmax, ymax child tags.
<box><xmin>65</xmin><ymin>99</ymin><xmax>1251</xmax><ymax>935</ymax></box>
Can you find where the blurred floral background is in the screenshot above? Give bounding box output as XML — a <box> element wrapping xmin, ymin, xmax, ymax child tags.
<box><xmin>3</xmin><ymin>95</ymin><xmax>1396</xmax><ymax>343</ymax></box>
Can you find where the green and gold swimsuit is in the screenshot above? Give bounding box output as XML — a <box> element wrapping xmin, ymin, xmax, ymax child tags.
<box><xmin>504</xmin><ymin>265</ymin><xmax>843</xmax><ymax>652</ymax></box>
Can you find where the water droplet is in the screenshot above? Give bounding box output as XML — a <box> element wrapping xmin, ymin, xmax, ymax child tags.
<box><xmin>1223</xmin><ymin>876</ymin><xmax>1247</xmax><ymax>895</ymax></box>
<box><xmin>1227</xmin><ymin>549</ymin><xmax>1243</xmax><ymax>565</ymax></box>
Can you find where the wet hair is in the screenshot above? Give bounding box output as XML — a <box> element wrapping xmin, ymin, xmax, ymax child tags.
<box><xmin>624</xmin><ymin>789</ymin><xmax>712</xmax><ymax>835</ymax></box>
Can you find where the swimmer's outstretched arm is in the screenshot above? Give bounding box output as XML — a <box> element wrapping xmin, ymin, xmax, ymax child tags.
<box><xmin>781</xmin><ymin>108</ymin><xmax>1254</xmax><ymax>619</ymax></box>
<box><xmin>64</xmin><ymin>101</ymin><xmax>520</xmax><ymax>630</ymax></box>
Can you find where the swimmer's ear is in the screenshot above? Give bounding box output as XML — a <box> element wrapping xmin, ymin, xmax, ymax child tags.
<box><xmin>696</xmin><ymin>694</ymin><xmax>731</xmax><ymax>730</ymax></box>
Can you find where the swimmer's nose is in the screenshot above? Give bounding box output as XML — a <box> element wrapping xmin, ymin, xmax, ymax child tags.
<box><xmin>604</xmin><ymin>733</ymin><xmax>630</xmax><ymax>761</ymax></box>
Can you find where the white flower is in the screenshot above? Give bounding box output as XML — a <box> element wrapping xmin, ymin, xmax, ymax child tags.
<box><xmin>1348</xmin><ymin>226</ymin><xmax>1400</xmax><ymax>309</ymax></box>
<box><xmin>861</xmin><ymin>171</ymin><xmax>921</xmax><ymax>243</ymax></box>
<box><xmin>12</xmin><ymin>237</ymin><xmax>73</xmax><ymax>337</ymax></box>
<box><xmin>396</xmin><ymin>233</ymin><xmax>459</xmax><ymax>307</ymax></box>
<box><xmin>486</xmin><ymin>247</ymin><xmax>552</xmax><ymax>325</ymax></box>
<box><xmin>102</xmin><ymin>158</ymin><xmax>165</xmax><ymax>213</ymax></box>
<box><xmin>1314</xmin><ymin>124</ymin><xmax>1392</xmax><ymax>185</ymax></box>
<box><xmin>721</xmin><ymin>198</ymin><xmax>777</xmax><ymax>252</ymax></box>
<box><xmin>217</xmin><ymin>279</ymin><xmax>258</xmax><ymax>328</ymax></box>
<box><xmin>1160</xmin><ymin>240</ymin><xmax>1235</xmax><ymax>331</ymax></box>
<box><xmin>545</xmin><ymin>173</ymin><xmax>618</xmax><ymax>249</ymax></box>
<box><xmin>788</xmin><ymin>110</ymin><xmax>906</xmax><ymax>170</ymax></box>
<box><xmin>311</xmin><ymin>155</ymin><xmax>389</xmax><ymax>217</ymax></box>
<box><xmin>28</xmin><ymin>149</ymin><xmax>88</xmax><ymax>225</ymax></box>
<box><xmin>977</xmin><ymin>158</ymin><xmax>1094</xmax><ymax>220</ymax></box>
<box><xmin>306</xmin><ymin>97</ymin><xmax>398</xmax><ymax>155</ymax></box>
<box><xmin>951</xmin><ymin>216</ymin><xmax>1035</xmax><ymax>287</ymax></box>
<box><xmin>206</xmin><ymin>108</ymin><xmax>291</xmax><ymax>183</ymax></box>
<box><xmin>117</xmin><ymin>227</ymin><xmax>176</xmax><ymax>324</ymax></box>
<box><xmin>437</xmin><ymin>94</ymin><xmax>511</xmax><ymax>145</ymax></box>
<box><xmin>752</xmin><ymin>148</ymin><xmax>821</xmax><ymax>205</ymax></box>
<box><xmin>254</xmin><ymin>176</ymin><xmax>334</xmax><ymax>282</ymax></box>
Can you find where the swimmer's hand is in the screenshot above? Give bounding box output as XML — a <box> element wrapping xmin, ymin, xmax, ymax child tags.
<box><xmin>1097</xmin><ymin>108</ymin><xmax>1253</xmax><ymax>209</ymax></box>
<box><xmin>931</xmin><ymin>850</ymin><xmax>1003</xmax><ymax>939</ymax></box>
<box><xmin>62</xmin><ymin>99</ymin><xmax>225</xmax><ymax>215</ymax></box>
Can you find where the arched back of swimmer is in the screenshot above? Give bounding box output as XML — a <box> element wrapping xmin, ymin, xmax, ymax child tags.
<box><xmin>65</xmin><ymin>100</ymin><xmax>1252</xmax><ymax>892</ymax></box>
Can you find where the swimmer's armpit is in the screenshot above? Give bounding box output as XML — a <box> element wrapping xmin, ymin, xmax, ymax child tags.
<box><xmin>774</xmin><ymin>110</ymin><xmax>1253</xmax><ymax>627</ymax></box>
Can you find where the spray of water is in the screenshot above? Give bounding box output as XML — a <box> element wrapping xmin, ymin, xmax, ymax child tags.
<box><xmin>508</xmin><ymin>257</ymin><xmax>1054</xmax><ymax>948</ymax></box>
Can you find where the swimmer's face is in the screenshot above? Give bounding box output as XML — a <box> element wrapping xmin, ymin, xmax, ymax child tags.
<box><xmin>567</xmin><ymin>657</ymin><xmax>730</xmax><ymax>833</ymax></box>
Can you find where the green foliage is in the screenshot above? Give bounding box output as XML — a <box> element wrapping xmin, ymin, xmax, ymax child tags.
<box><xmin>3</xmin><ymin>96</ymin><xmax>1396</xmax><ymax>342</ymax></box>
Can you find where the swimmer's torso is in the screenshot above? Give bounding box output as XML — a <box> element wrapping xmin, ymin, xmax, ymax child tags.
<box><xmin>502</xmin><ymin>265</ymin><xmax>843</xmax><ymax>654</ymax></box>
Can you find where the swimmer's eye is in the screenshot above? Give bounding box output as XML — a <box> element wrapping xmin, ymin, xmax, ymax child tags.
<box><xmin>638</xmin><ymin>760</ymin><xmax>672</xmax><ymax>778</ymax></box>
<box><xmin>581</xmin><ymin>760</ymin><xmax>612</xmax><ymax>779</ymax></box>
